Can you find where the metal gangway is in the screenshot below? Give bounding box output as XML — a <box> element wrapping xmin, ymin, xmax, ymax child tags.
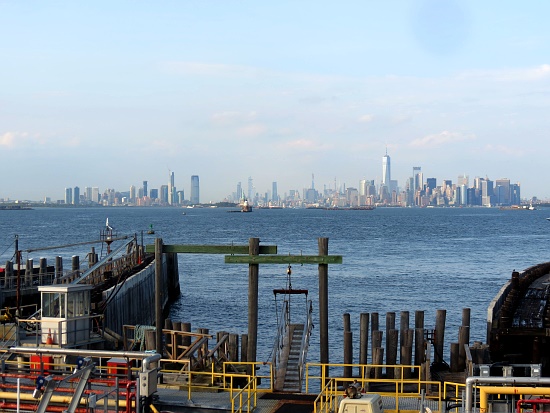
<box><xmin>272</xmin><ymin>265</ymin><xmax>314</xmax><ymax>392</ymax></box>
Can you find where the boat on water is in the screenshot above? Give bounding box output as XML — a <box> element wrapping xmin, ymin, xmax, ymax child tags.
<box><xmin>241</xmin><ymin>199</ymin><xmax>252</xmax><ymax>212</ymax></box>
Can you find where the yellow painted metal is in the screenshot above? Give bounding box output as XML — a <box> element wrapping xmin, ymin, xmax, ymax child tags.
<box><xmin>479</xmin><ymin>386</ymin><xmax>550</xmax><ymax>413</ymax></box>
<box><xmin>0</xmin><ymin>391</ymin><xmax>129</xmax><ymax>407</ymax></box>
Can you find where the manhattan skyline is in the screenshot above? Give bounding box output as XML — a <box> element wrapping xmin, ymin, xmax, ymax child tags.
<box><xmin>1</xmin><ymin>2</ymin><xmax>550</xmax><ymax>201</ymax></box>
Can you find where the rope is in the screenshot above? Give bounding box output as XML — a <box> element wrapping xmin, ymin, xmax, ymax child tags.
<box><xmin>132</xmin><ymin>324</ymin><xmax>156</xmax><ymax>351</ymax></box>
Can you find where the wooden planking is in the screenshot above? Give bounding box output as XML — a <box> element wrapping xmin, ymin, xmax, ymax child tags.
<box><xmin>224</xmin><ymin>255</ymin><xmax>342</xmax><ymax>264</ymax></box>
<box><xmin>144</xmin><ymin>244</ymin><xmax>277</xmax><ymax>254</ymax></box>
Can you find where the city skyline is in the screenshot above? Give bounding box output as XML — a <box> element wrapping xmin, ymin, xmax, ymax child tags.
<box><xmin>2</xmin><ymin>2</ymin><xmax>550</xmax><ymax>201</ymax></box>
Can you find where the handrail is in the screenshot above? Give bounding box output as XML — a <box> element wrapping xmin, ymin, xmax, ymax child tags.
<box><xmin>296</xmin><ymin>300</ymin><xmax>314</xmax><ymax>389</ymax></box>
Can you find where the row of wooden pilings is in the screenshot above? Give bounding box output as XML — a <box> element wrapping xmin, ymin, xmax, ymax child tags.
<box><xmin>342</xmin><ymin>308</ymin><xmax>472</xmax><ymax>379</ymax></box>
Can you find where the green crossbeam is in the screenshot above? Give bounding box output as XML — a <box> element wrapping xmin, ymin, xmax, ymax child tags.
<box><xmin>224</xmin><ymin>255</ymin><xmax>343</xmax><ymax>264</ymax></box>
<box><xmin>144</xmin><ymin>244</ymin><xmax>278</xmax><ymax>254</ymax></box>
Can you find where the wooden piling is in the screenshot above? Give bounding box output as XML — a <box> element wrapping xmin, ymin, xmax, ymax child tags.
<box><xmin>229</xmin><ymin>333</ymin><xmax>239</xmax><ymax>362</ymax></box>
<box><xmin>373</xmin><ymin>347</ymin><xmax>384</xmax><ymax>378</ymax></box>
<box><xmin>247</xmin><ymin>237</ymin><xmax>260</xmax><ymax>372</ymax></box>
<box><xmin>360</xmin><ymin>313</ymin><xmax>369</xmax><ymax>365</ymax></box>
<box><xmin>182</xmin><ymin>322</ymin><xmax>191</xmax><ymax>347</ymax></box>
<box><xmin>459</xmin><ymin>308</ymin><xmax>471</xmax><ymax>371</ymax></box>
<box><xmin>385</xmin><ymin>312</ymin><xmax>395</xmax><ymax>367</ymax></box>
<box><xmin>400</xmin><ymin>311</ymin><xmax>409</xmax><ymax>362</ymax></box>
<box><xmin>434</xmin><ymin>309</ymin><xmax>446</xmax><ymax>364</ymax></box>
<box><xmin>415</xmin><ymin>327</ymin><xmax>425</xmax><ymax>373</ymax></box>
<box><xmin>55</xmin><ymin>256</ymin><xmax>63</xmax><ymax>280</ymax></box>
<box><xmin>450</xmin><ymin>342</ymin><xmax>459</xmax><ymax>372</ymax></box>
<box><xmin>241</xmin><ymin>334</ymin><xmax>248</xmax><ymax>363</ymax></box>
<box><xmin>25</xmin><ymin>258</ymin><xmax>33</xmax><ymax>287</ymax></box>
<box><xmin>371</xmin><ymin>313</ymin><xmax>379</xmax><ymax>363</ymax></box>
<box><xmin>5</xmin><ymin>261</ymin><xmax>13</xmax><ymax>289</ymax></box>
<box><xmin>39</xmin><ymin>257</ymin><xmax>47</xmax><ymax>286</ymax></box>
<box><xmin>386</xmin><ymin>329</ymin><xmax>398</xmax><ymax>379</ymax></box>
<box><xmin>401</xmin><ymin>329</ymin><xmax>413</xmax><ymax>379</ymax></box>
<box><xmin>344</xmin><ymin>330</ymin><xmax>353</xmax><ymax>378</ymax></box>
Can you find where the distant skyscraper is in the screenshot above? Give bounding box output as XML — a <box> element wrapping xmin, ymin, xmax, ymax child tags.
<box><xmin>85</xmin><ymin>187</ymin><xmax>92</xmax><ymax>202</ymax></box>
<box><xmin>382</xmin><ymin>150</ymin><xmax>391</xmax><ymax>190</ymax></box>
<box><xmin>160</xmin><ymin>185</ymin><xmax>168</xmax><ymax>204</ymax></box>
<box><xmin>143</xmin><ymin>181</ymin><xmax>148</xmax><ymax>198</ymax></box>
<box><xmin>73</xmin><ymin>186</ymin><xmax>80</xmax><ymax>205</ymax></box>
<box><xmin>413</xmin><ymin>167</ymin><xmax>422</xmax><ymax>191</ymax></box>
<box><xmin>190</xmin><ymin>175</ymin><xmax>200</xmax><ymax>204</ymax></box>
<box><xmin>236</xmin><ymin>182</ymin><xmax>242</xmax><ymax>201</ymax></box>
<box><xmin>92</xmin><ymin>187</ymin><xmax>99</xmax><ymax>204</ymax></box>
<box><xmin>150</xmin><ymin>188</ymin><xmax>159</xmax><ymax>200</ymax></box>
<box><xmin>168</xmin><ymin>171</ymin><xmax>175</xmax><ymax>205</ymax></box>
<box><xmin>495</xmin><ymin>178</ymin><xmax>511</xmax><ymax>205</ymax></box>
<box><xmin>458</xmin><ymin>174</ymin><xmax>469</xmax><ymax>188</ymax></box>
<box><xmin>247</xmin><ymin>177</ymin><xmax>253</xmax><ymax>201</ymax></box>
<box><xmin>130</xmin><ymin>185</ymin><xmax>136</xmax><ymax>202</ymax></box>
<box><xmin>65</xmin><ymin>187</ymin><xmax>73</xmax><ymax>205</ymax></box>
<box><xmin>272</xmin><ymin>182</ymin><xmax>278</xmax><ymax>203</ymax></box>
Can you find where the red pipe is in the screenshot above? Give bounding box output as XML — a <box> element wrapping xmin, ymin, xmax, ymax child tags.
<box><xmin>126</xmin><ymin>381</ymin><xmax>137</xmax><ymax>413</ymax></box>
<box><xmin>516</xmin><ymin>398</ymin><xmax>550</xmax><ymax>413</ymax></box>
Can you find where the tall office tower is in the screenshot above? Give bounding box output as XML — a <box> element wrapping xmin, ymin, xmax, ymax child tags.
<box><xmin>84</xmin><ymin>187</ymin><xmax>92</xmax><ymax>202</ymax></box>
<box><xmin>160</xmin><ymin>185</ymin><xmax>169</xmax><ymax>204</ymax></box>
<box><xmin>130</xmin><ymin>185</ymin><xmax>136</xmax><ymax>202</ymax></box>
<box><xmin>190</xmin><ymin>175</ymin><xmax>200</xmax><ymax>204</ymax></box>
<box><xmin>247</xmin><ymin>177</ymin><xmax>253</xmax><ymax>201</ymax></box>
<box><xmin>143</xmin><ymin>181</ymin><xmax>148</xmax><ymax>198</ymax></box>
<box><xmin>359</xmin><ymin>179</ymin><xmax>367</xmax><ymax>196</ymax></box>
<box><xmin>458</xmin><ymin>174</ymin><xmax>469</xmax><ymax>188</ymax></box>
<box><xmin>92</xmin><ymin>187</ymin><xmax>100</xmax><ymax>204</ymax></box>
<box><xmin>495</xmin><ymin>178</ymin><xmax>511</xmax><ymax>205</ymax></box>
<box><xmin>510</xmin><ymin>183</ymin><xmax>521</xmax><ymax>205</ymax></box>
<box><xmin>150</xmin><ymin>188</ymin><xmax>159</xmax><ymax>200</ymax></box>
<box><xmin>412</xmin><ymin>167</ymin><xmax>422</xmax><ymax>191</ymax></box>
<box><xmin>272</xmin><ymin>182</ymin><xmax>278</xmax><ymax>203</ymax></box>
<box><xmin>460</xmin><ymin>185</ymin><xmax>468</xmax><ymax>205</ymax></box>
<box><xmin>426</xmin><ymin>178</ymin><xmax>436</xmax><ymax>191</ymax></box>
<box><xmin>481</xmin><ymin>179</ymin><xmax>493</xmax><ymax>207</ymax></box>
<box><xmin>73</xmin><ymin>186</ymin><xmax>80</xmax><ymax>205</ymax></box>
<box><xmin>236</xmin><ymin>182</ymin><xmax>242</xmax><ymax>201</ymax></box>
<box><xmin>168</xmin><ymin>171</ymin><xmax>175</xmax><ymax>205</ymax></box>
<box><xmin>382</xmin><ymin>151</ymin><xmax>391</xmax><ymax>192</ymax></box>
<box><xmin>65</xmin><ymin>187</ymin><xmax>73</xmax><ymax>205</ymax></box>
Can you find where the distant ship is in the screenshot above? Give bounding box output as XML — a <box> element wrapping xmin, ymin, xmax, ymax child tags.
<box><xmin>241</xmin><ymin>199</ymin><xmax>252</xmax><ymax>212</ymax></box>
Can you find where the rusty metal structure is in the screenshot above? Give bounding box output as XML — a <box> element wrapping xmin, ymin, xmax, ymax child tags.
<box><xmin>487</xmin><ymin>262</ymin><xmax>550</xmax><ymax>375</ymax></box>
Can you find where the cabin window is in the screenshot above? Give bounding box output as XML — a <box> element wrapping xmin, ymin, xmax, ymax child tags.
<box><xmin>42</xmin><ymin>292</ymin><xmax>65</xmax><ymax>318</ymax></box>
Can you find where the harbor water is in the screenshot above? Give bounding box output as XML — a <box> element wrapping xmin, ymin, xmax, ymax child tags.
<box><xmin>1</xmin><ymin>206</ymin><xmax>549</xmax><ymax>366</ymax></box>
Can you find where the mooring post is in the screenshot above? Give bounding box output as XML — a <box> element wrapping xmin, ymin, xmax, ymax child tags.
<box><xmin>343</xmin><ymin>313</ymin><xmax>352</xmax><ymax>378</ymax></box>
<box><xmin>247</xmin><ymin>237</ymin><xmax>260</xmax><ymax>375</ymax></box>
<box><xmin>360</xmin><ymin>312</ymin><xmax>369</xmax><ymax>365</ymax></box>
<box><xmin>155</xmin><ymin>237</ymin><xmax>164</xmax><ymax>355</ymax></box>
<box><xmin>434</xmin><ymin>309</ymin><xmax>446</xmax><ymax>364</ymax></box>
<box><xmin>318</xmin><ymin>237</ymin><xmax>329</xmax><ymax>371</ymax></box>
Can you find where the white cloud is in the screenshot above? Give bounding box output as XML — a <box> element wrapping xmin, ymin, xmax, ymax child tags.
<box><xmin>211</xmin><ymin>111</ymin><xmax>258</xmax><ymax>125</ymax></box>
<box><xmin>410</xmin><ymin>131</ymin><xmax>475</xmax><ymax>147</ymax></box>
<box><xmin>483</xmin><ymin>144</ymin><xmax>524</xmax><ymax>156</ymax></box>
<box><xmin>0</xmin><ymin>132</ymin><xmax>52</xmax><ymax>148</ymax></box>
<box><xmin>236</xmin><ymin>123</ymin><xmax>267</xmax><ymax>138</ymax></box>
<box><xmin>358</xmin><ymin>114</ymin><xmax>374</xmax><ymax>123</ymax></box>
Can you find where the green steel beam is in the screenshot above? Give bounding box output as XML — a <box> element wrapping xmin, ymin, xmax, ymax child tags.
<box><xmin>224</xmin><ymin>255</ymin><xmax>343</xmax><ymax>264</ymax></box>
<box><xmin>144</xmin><ymin>244</ymin><xmax>278</xmax><ymax>254</ymax></box>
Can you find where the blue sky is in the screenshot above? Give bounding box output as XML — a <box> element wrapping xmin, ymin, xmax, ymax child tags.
<box><xmin>1</xmin><ymin>1</ymin><xmax>550</xmax><ymax>202</ymax></box>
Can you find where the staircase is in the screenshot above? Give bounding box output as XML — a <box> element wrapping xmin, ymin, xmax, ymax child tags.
<box><xmin>274</xmin><ymin>323</ymin><xmax>306</xmax><ymax>392</ymax></box>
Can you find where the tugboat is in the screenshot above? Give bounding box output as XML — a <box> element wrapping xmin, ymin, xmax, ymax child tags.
<box><xmin>241</xmin><ymin>199</ymin><xmax>252</xmax><ymax>212</ymax></box>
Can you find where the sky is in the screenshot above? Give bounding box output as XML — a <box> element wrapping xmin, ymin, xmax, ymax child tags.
<box><xmin>1</xmin><ymin>1</ymin><xmax>550</xmax><ymax>202</ymax></box>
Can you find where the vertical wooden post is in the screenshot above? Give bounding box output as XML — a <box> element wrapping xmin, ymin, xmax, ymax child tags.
<box><xmin>434</xmin><ymin>309</ymin><xmax>446</xmax><ymax>364</ymax></box>
<box><xmin>55</xmin><ymin>256</ymin><xmax>63</xmax><ymax>281</ymax></box>
<box><xmin>182</xmin><ymin>322</ymin><xmax>191</xmax><ymax>347</ymax></box>
<box><xmin>229</xmin><ymin>333</ymin><xmax>239</xmax><ymax>362</ymax></box>
<box><xmin>247</xmin><ymin>237</ymin><xmax>260</xmax><ymax>373</ymax></box>
<box><xmin>385</xmin><ymin>312</ymin><xmax>395</xmax><ymax>366</ymax></box>
<box><xmin>386</xmin><ymin>329</ymin><xmax>398</xmax><ymax>379</ymax></box>
<box><xmin>343</xmin><ymin>313</ymin><xmax>352</xmax><ymax>378</ymax></box>
<box><xmin>241</xmin><ymin>334</ymin><xmax>248</xmax><ymax>363</ymax></box>
<box><xmin>371</xmin><ymin>313</ymin><xmax>379</xmax><ymax>364</ymax></box>
<box><xmin>25</xmin><ymin>258</ymin><xmax>33</xmax><ymax>287</ymax></box>
<box><xmin>414</xmin><ymin>310</ymin><xmax>425</xmax><ymax>370</ymax></box>
<box><xmin>318</xmin><ymin>238</ymin><xmax>329</xmax><ymax>368</ymax></box>
<box><xmin>39</xmin><ymin>258</ymin><xmax>47</xmax><ymax>286</ymax></box>
<box><xmin>155</xmin><ymin>238</ymin><xmax>164</xmax><ymax>355</ymax></box>
<box><xmin>459</xmin><ymin>307</ymin><xmax>471</xmax><ymax>372</ymax></box>
<box><xmin>360</xmin><ymin>313</ymin><xmax>370</xmax><ymax>365</ymax></box>
<box><xmin>400</xmin><ymin>311</ymin><xmax>409</xmax><ymax>362</ymax></box>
